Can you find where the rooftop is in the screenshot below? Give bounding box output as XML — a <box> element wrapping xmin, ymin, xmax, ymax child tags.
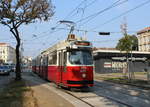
<box><xmin>0</xmin><ymin>43</ymin><xmax>7</xmax><ymax>46</ymax></box>
<box><xmin>137</xmin><ymin>27</ymin><xmax>150</xmax><ymax>35</ymax></box>
<box><xmin>0</xmin><ymin>43</ymin><xmax>15</xmax><ymax>49</ymax></box>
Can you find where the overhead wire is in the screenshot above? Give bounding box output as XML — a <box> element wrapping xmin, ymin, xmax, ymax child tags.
<box><xmin>23</xmin><ymin>20</ymin><xmax>61</xmax><ymax>43</ymax></box>
<box><xmin>38</xmin><ymin>0</ymin><xmax>98</xmax><ymax>41</ymax></box>
<box><xmin>50</xmin><ymin>0</ymin><xmax>100</xmax><ymax>32</ymax></box>
<box><xmin>91</xmin><ymin>0</ymin><xmax>150</xmax><ymax>30</ymax></box>
<box><xmin>25</xmin><ymin>0</ymin><xmax>147</xmax><ymax>56</ymax></box>
<box><xmin>25</xmin><ymin>29</ymin><xmax>60</xmax><ymax>42</ymax></box>
<box><xmin>76</xmin><ymin>0</ymin><xmax>128</xmax><ymax>26</ymax></box>
<box><xmin>63</xmin><ymin>0</ymin><xmax>88</xmax><ymax>20</ymax></box>
<box><xmin>25</xmin><ymin>0</ymin><xmax>149</xmax><ymax>56</ymax></box>
<box><xmin>77</xmin><ymin>0</ymin><xmax>99</xmax><ymax>29</ymax></box>
<box><xmin>69</xmin><ymin>0</ymin><xmax>98</xmax><ymax>19</ymax></box>
<box><xmin>26</xmin><ymin>28</ymin><xmax>65</xmax><ymax>55</ymax></box>
<box><xmin>76</xmin><ymin>0</ymin><xmax>124</xmax><ymax>23</ymax></box>
<box><xmin>22</xmin><ymin>25</ymin><xmax>62</xmax><ymax>57</ymax></box>
<box><xmin>41</xmin><ymin>0</ymin><xmax>91</xmax><ymax>43</ymax></box>
<box><xmin>1</xmin><ymin>1</ymin><xmax>97</xmax><ymax>57</ymax></box>
<box><xmin>50</xmin><ymin>0</ymin><xmax>92</xmax><ymax>33</ymax></box>
<box><xmin>52</xmin><ymin>27</ymin><xmax>137</xmax><ymax>34</ymax></box>
<box><xmin>50</xmin><ymin>0</ymin><xmax>100</xmax><ymax>37</ymax></box>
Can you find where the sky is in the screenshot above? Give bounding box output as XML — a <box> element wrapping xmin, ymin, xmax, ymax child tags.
<box><xmin>0</xmin><ymin>0</ymin><xmax>150</xmax><ymax>57</ymax></box>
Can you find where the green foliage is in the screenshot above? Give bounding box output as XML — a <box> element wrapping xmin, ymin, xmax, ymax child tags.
<box><xmin>116</xmin><ymin>35</ymin><xmax>138</xmax><ymax>52</ymax></box>
<box><xmin>130</xmin><ymin>35</ymin><xmax>138</xmax><ymax>50</ymax></box>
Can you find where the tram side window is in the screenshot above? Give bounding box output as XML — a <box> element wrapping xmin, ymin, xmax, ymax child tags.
<box><xmin>44</xmin><ymin>56</ymin><xmax>48</xmax><ymax>66</ymax></box>
<box><xmin>40</xmin><ymin>57</ymin><xmax>43</xmax><ymax>66</ymax></box>
<box><xmin>48</xmin><ymin>52</ymin><xmax>57</xmax><ymax>65</ymax></box>
<box><xmin>37</xmin><ymin>58</ymin><xmax>40</xmax><ymax>66</ymax></box>
<box><xmin>32</xmin><ymin>60</ymin><xmax>35</xmax><ymax>66</ymax></box>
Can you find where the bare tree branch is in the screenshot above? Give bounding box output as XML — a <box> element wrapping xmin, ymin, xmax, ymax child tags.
<box><xmin>0</xmin><ymin>0</ymin><xmax>54</xmax><ymax>80</ymax></box>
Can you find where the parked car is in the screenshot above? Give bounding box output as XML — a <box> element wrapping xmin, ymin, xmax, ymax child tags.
<box><xmin>0</xmin><ymin>65</ymin><xmax>10</xmax><ymax>75</ymax></box>
<box><xmin>9</xmin><ymin>65</ymin><xmax>15</xmax><ymax>72</ymax></box>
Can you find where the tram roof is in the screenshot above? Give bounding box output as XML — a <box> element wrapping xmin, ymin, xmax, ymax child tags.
<box><xmin>41</xmin><ymin>38</ymin><xmax>91</xmax><ymax>55</ymax></box>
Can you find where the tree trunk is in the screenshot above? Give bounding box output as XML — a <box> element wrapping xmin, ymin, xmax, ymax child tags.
<box><xmin>15</xmin><ymin>39</ymin><xmax>22</xmax><ymax>80</ymax></box>
<box><xmin>10</xmin><ymin>26</ymin><xmax>22</xmax><ymax>81</ymax></box>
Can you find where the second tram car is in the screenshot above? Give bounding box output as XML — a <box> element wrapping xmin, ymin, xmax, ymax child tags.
<box><xmin>32</xmin><ymin>34</ymin><xmax>94</xmax><ymax>88</ymax></box>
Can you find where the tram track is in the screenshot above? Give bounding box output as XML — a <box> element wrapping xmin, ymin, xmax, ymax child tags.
<box><xmin>91</xmin><ymin>86</ymin><xmax>133</xmax><ymax>107</ymax></box>
<box><xmin>68</xmin><ymin>92</ymin><xmax>130</xmax><ymax>107</ymax></box>
<box><xmin>92</xmin><ymin>81</ymin><xmax>150</xmax><ymax>107</ymax></box>
<box><xmin>59</xmin><ymin>80</ymin><xmax>150</xmax><ymax>107</ymax></box>
<box><xmin>60</xmin><ymin>87</ymin><xmax>132</xmax><ymax>107</ymax></box>
<box><xmin>63</xmin><ymin>89</ymin><xmax>95</xmax><ymax>107</ymax></box>
<box><xmin>94</xmin><ymin>83</ymin><xmax>150</xmax><ymax>101</ymax></box>
<box><xmin>89</xmin><ymin>89</ymin><xmax>133</xmax><ymax>107</ymax></box>
<box><xmin>24</xmin><ymin>73</ymin><xmax>150</xmax><ymax>107</ymax></box>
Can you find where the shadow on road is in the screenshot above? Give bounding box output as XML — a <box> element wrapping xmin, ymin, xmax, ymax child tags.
<box><xmin>0</xmin><ymin>72</ymin><xmax>37</xmax><ymax>107</ymax></box>
<box><xmin>21</xmin><ymin>72</ymin><xmax>150</xmax><ymax>107</ymax></box>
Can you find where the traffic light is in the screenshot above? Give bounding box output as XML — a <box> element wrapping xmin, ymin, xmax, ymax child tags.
<box><xmin>99</xmin><ymin>32</ymin><xmax>110</xmax><ymax>35</ymax></box>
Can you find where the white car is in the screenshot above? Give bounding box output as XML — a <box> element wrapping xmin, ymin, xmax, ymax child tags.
<box><xmin>0</xmin><ymin>66</ymin><xmax>10</xmax><ymax>75</ymax></box>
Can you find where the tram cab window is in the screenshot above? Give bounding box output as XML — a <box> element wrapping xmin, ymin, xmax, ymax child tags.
<box><xmin>69</xmin><ymin>50</ymin><xmax>93</xmax><ymax>65</ymax></box>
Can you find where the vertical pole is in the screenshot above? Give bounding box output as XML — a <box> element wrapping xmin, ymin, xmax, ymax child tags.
<box><xmin>147</xmin><ymin>69</ymin><xmax>150</xmax><ymax>83</ymax></box>
<box><xmin>127</xmin><ymin>53</ymin><xmax>130</xmax><ymax>79</ymax></box>
<box><xmin>130</xmin><ymin>40</ymin><xmax>135</xmax><ymax>80</ymax></box>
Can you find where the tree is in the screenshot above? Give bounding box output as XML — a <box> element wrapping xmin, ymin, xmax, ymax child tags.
<box><xmin>116</xmin><ymin>35</ymin><xmax>138</xmax><ymax>51</ymax></box>
<box><xmin>130</xmin><ymin>35</ymin><xmax>138</xmax><ymax>51</ymax></box>
<box><xmin>0</xmin><ymin>0</ymin><xmax>54</xmax><ymax>80</ymax></box>
<box><xmin>116</xmin><ymin>35</ymin><xmax>138</xmax><ymax>80</ymax></box>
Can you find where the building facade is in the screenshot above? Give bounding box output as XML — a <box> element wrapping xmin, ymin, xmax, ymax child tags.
<box><xmin>22</xmin><ymin>56</ymin><xmax>32</xmax><ymax>71</ymax></box>
<box><xmin>0</xmin><ymin>43</ymin><xmax>16</xmax><ymax>64</ymax></box>
<box><xmin>137</xmin><ymin>27</ymin><xmax>150</xmax><ymax>52</ymax></box>
<box><xmin>94</xmin><ymin>49</ymin><xmax>150</xmax><ymax>73</ymax></box>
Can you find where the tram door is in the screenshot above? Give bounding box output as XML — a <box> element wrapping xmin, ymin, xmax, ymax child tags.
<box><xmin>58</xmin><ymin>51</ymin><xmax>66</xmax><ymax>84</ymax></box>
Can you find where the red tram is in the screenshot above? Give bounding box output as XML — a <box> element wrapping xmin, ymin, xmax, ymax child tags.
<box><xmin>32</xmin><ymin>34</ymin><xmax>94</xmax><ymax>88</ymax></box>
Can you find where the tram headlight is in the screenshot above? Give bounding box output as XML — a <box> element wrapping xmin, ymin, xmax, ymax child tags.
<box><xmin>71</xmin><ymin>45</ymin><xmax>78</xmax><ymax>49</ymax></box>
<box><xmin>82</xmin><ymin>74</ymin><xmax>86</xmax><ymax>78</ymax></box>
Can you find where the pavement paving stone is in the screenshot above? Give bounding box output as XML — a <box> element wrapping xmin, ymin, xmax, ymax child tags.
<box><xmin>23</xmin><ymin>72</ymin><xmax>91</xmax><ymax>107</ymax></box>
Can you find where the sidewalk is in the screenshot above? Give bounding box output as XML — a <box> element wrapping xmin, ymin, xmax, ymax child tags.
<box><xmin>23</xmin><ymin>73</ymin><xmax>74</xmax><ymax>107</ymax></box>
